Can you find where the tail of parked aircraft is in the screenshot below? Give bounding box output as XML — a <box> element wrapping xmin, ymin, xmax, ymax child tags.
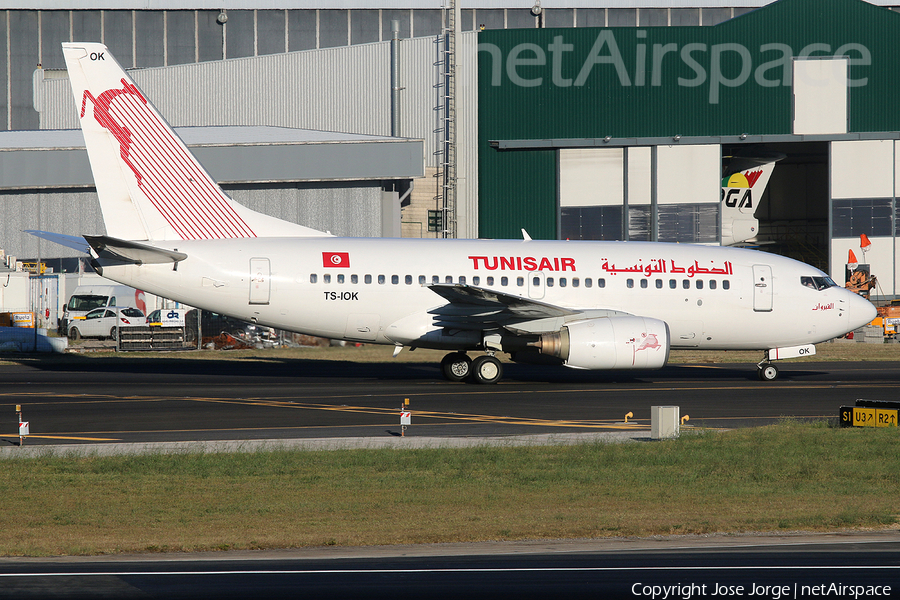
<box><xmin>62</xmin><ymin>42</ymin><xmax>327</xmax><ymax>242</ymax></box>
<box><xmin>720</xmin><ymin>152</ymin><xmax>784</xmax><ymax>246</ymax></box>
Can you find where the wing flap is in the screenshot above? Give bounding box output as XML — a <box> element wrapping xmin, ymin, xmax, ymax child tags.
<box><xmin>84</xmin><ymin>235</ymin><xmax>187</xmax><ymax>265</ymax></box>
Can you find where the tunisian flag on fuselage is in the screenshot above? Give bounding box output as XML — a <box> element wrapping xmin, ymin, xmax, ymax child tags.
<box><xmin>323</xmin><ymin>252</ymin><xmax>350</xmax><ymax>268</ymax></box>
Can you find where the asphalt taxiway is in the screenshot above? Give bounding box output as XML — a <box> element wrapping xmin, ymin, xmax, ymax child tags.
<box><xmin>1</xmin><ymin>356</ymin><xmax>897</xmax><ymax>448</ymax></box>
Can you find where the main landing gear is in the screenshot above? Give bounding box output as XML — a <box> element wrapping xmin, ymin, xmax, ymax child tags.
<box><xmin>440</xmin><ymin>352</ymin><xmax>504</xmax><ymax>384</ymax></box>
<box><xmin>757</xmin><ymin>359</ymin><xmax>779</xmax><ymax>381</ymax></box>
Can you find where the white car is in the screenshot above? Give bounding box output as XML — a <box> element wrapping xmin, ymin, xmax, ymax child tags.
<box><xmin>67</xmin><ymin>306</ymin><xmax>145</xmax><ymax>341</ymax></box>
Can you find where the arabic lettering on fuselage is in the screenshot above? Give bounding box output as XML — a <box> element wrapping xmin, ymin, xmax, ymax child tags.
<box><xmin>599</xmin><ymin>258</ymin><xmax>733</xmax><ymax>278</ymax></box>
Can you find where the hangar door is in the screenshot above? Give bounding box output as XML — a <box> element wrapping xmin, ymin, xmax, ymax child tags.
<box><xmin>558</xmin><ymin>144</ymin><xmax>720</xmax><ymax>243</ymax></box>
<box><xmin>829</xmin><ymin>139</ymin><xmax>896</xmax><ymax>296</ymax></box>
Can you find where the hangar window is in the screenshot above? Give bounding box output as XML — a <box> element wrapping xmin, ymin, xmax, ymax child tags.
<box><xmin>310</xmin><ymin>274</ymin><xmax>317</xmax><ymax>283</ymax></box>
<box><xmin>833</xmin><ymin>199</ymin><xmax>892</xmax><ymax>237</ymax></box>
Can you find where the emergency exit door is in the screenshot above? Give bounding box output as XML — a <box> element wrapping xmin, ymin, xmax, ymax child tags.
<box><xmin>249</xmin><ymin>258</ymin><xmax>270</xmax><ymax>305</ymax></box>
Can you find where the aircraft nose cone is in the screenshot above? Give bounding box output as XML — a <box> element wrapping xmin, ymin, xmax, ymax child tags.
<box><xmin>847</xmin><ymin>291</ymin><xmax>877</xmax><ymax>330</ymax></box>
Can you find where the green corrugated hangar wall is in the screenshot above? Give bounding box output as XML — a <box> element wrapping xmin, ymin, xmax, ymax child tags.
<box><xmin>477</xmin><ymin>0</ymin><xmax>900</xmax><ymax>240</ymax></box>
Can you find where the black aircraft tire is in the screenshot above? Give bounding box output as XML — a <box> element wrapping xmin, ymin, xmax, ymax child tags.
<box><xmin>441</xmin><ymin>352</ymin><xmax>471</xmax><ymax>382</ymax></box>
<box><xmin>471</xmin><ymin>355</ymin><xmax>503</xmax><ymax>385</ymax></box>
<box><xmin>758</xmin><ymin>364</ymin><xmax>779</xmax><ymax>381</ymax></box>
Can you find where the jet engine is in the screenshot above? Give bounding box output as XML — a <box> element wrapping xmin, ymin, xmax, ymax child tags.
<box><xmin>532</xmin><ymin>316</ymin><xmax>670</xmax><ymax>370</ymax></box>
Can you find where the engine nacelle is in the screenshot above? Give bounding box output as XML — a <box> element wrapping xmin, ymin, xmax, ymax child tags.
<box><xmin>534</xmin><ymin>316</ymin><xmax>670</xmax><ymax>370</ymax></box>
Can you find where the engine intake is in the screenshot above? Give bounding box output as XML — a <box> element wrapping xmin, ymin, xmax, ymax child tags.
<box><xmin>533</xmin><ymin>316</ymin><xmax>670</xmax><ymax>370</ymax></box>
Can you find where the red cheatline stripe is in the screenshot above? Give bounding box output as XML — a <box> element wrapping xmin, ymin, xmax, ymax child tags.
<box><xmin>105</xmin><ymin>88</ymin><xmax>256</xmax><ymax>239</ymax></box>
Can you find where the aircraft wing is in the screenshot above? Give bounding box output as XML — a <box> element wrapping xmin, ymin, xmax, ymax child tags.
<box><xmin>84</xmin><ymin>235</ymin><xmax>188</xmax><ymax>265</ymax></box>
<box><xmin>25</xmin><ymin>230</ymin><xmax>91</xmax><ymax>254</ymax></box>
<box><xmin>428</xmin><ymin>283</ymin><xmax>578</xmax><ymax>319</ymax></box>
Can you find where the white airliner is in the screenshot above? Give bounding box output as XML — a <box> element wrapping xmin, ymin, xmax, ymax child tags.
<box><xmin>52</xmin><ymin>42</ymin><xmax>875</xmax><ymax>384</ymax></box>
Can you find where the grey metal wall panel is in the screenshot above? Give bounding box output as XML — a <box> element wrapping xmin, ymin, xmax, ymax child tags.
<box><xmin>287</xmin><ymin>9</ymin><xmax>316</xmax><ymax>51</ymax></box>
<box><xmin>506</xmin><ymin>9</ymin><xmax>536</xmax><ymax>29</ymax></box>
<box><xmin>475</xmin><ymin>9</ymin><xmax>504</xmax><ymax>30</ymax></box>
<box><xmin>671</xmin><ymin>8</ymin><xmax>700</xmax><ymax>25</ymax></box>
<box><xmin>318</xmin><ymin>9</ymin><xmax>348</xmax><ymax>48</ymax></box>
<box><xmin>544</xmin><ymin>9</ymin><xmax>574</xmax><ymax>27</ymax></box>
<box><xmin>167</xmin><ymin>10</ymin><xmax>196</xmax><ymax>66</ymax></box>
<box><xmin>608</xmin><ymin>8</ymin><xmax>636</xmax><ymax>26</ymax></box>
<box><xmin>578</xmin><ymin>9</ymin><xmax>605</xmax><ymax>27</ymax></box>
<box><xmin>40</xmin><ymin>11</ymin><xmax>69</xmax><ymax>69</ymax></box>
<box><xmin>380</xmin><ymin>9</ymin><xmax>409</xmax><ymax>40</ymax></box>
<box><xmin>197</xmin><ymin>10</ymin><xmax>223</xmax><ymax>62</ymax></box>
<box><xmin>0</xmin><ymin>190</ymin><xmax>103</xmax><ymax>260</ymax></box>
<box><xmin>0</xmin><ymin>12</ymin><xmax>6</xmax><ymax>130</ymax></box>
<box><xmin>413</xmin><ymin>9</ymin><xmax>441</xmax><ymax>37</ymax></box>
<box><xmin>257</xmin><ymin>10</ymin><xmax>286</xmax><ymax>55</ymax></box>
<box><xmin>103</xmin><ymin>10</ymin><xmax>134</xmax><ymax>68</ymax></box>
<box><xmin>351</xmin><ymin>9</ymin><xmax>379</xmax><ymax>44</ymax></box>
<box><xmin>72</xmin><ymin>11</ymin><xmax>101</xmax><ymax>44</ymax></box>
<box><xmin>135</xmin><ymin>10</ymin><xmax>165</xmax><ymax>67</ymax></box>
<box><xmin>641</xmin><ymin>8</ymin><xmax>668</xmax><ymax>26</ymax></box>
<box><xmin>10</xmin><ymin>11</ymin><xmax>39</xmax><ymax>130</ymax></box>
<box><xmin>225</xmin><ymin>10</ymin><xmax>255</xmax><ymax>58</ymax></box>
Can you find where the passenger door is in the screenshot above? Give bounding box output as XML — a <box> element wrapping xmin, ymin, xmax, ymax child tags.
<box><xmin>752</xmin><ymin>264</ymin><xmax>773</xmax><ymax>312</ymax></box>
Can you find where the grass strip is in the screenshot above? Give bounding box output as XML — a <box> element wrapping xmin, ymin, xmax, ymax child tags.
<box><xmin>0</xmin><ymin>421</ymin><xmax>897</xmax><ymax>556</ymax></box>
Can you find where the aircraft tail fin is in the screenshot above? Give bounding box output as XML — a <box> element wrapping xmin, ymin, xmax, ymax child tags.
<box><xmin>62</xmin><ymin>43</ymin><xmax>327</xmax><ymax>242</ymax></box>
<box><xmin>720</xmin><ymin>153</ymin><xmax>784</xmax><ymax>246</ymax></box>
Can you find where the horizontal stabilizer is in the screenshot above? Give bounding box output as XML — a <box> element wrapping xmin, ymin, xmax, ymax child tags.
<box><xmin>84</xmin><ymin>235</ymin><xmax>187</xmax><ymax>265</ymax></box>
<box><xmin>24</xmin><ymin>230</ymin><xmax>91</xmax><ymax>254</ymax></box>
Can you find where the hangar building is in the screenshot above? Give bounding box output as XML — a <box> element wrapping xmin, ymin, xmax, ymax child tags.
<box><xmin>3</xmin><ymin>0</ymin><xmax>900</xmax><ymax>301</ymax></box>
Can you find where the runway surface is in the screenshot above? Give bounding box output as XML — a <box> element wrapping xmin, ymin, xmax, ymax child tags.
<box><xmin>1</xmin><ymin>355</ymin><xmax>897</xmax><ymax>446</ymax></box>
<box><xmin>0</xmin><ymin>533</ymin><xmax>897</xmax><ymax>599</ymax></box>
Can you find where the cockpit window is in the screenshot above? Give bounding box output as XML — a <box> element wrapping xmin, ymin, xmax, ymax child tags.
<box><xmin>801</xmin><ymin>276</ymin><xmax>837</xmax><ymax>291</ymax></box>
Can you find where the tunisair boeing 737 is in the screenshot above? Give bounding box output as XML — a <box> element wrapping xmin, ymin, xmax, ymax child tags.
<box><xmin>52</xmin><ymin>43</ymin><xmax>875</xmax><ymax>384</ymax></box>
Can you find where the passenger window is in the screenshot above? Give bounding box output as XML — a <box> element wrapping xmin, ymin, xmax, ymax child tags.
<box><xmin>459</xmin><ymin>276</ymin><xmax>466</xmax><ymax>285</ymax></box>
<box><xmin>723</xmin><ymin>280</ymin><xmax>730</xmax><ymax>290</ymax></box>
<box><xmin>391</xmin><ymin>275</ymin><xmax>399</xmax><ymax>284</ymax></box>
<box><xmin>585</xmin><ymin>278</ymin><xmax>592</xmax><ymax>288</ymax></box>
<box><xmin>533</xmin><ymin>276</ymin><xmax>540</xmax><ymax>286</ymax></box>
<box><xmin>378</xmin><ymin>275</ymin><xmax>386</xmax><ymax>284</ymax></box>
<box><xmin>365</xmin><ymin>274</ymin><xmax>372</xmax><ymax>284</ymax></box>
<box><xmin>573</xmin><ymin>278</ymin><xmax>580</xmax><ymax>288</ymax></box>
<box><xmin>419</xmin><ymin>275</ymin><xmax>426</xmax><ymax>285</ymax></box>
<box><xmin>337</xmin><ymin>274</ymin><xmax>344</xmax><ymax>284</ymax></box>
<box><xmin>517</xmin><ymin>277</ymin><xmax>524</xmax><ymax>286</ymax></box>
<box><xmin>696</xmin><ymin>280</ymin><xmax>703</xmax><ymax>289</ymax></box>
<box><xmin>473</xmin><ymin>276</ymin><xmax>480</xmax><ymax>285</ymax></box>
<box><xmin>656</xmin><ymin>279</ymin><xmax>663</xmax><ymax>289</ymax></box>
<box><xmin>323</xmin><ymin>274</ymin><xmax>331</xmax><ymax>284</ymax></box>
<box><xmin>547</xmin><ymin>278</ymin><xmax>554</xmax><ymax>287</ymax></box>
<box><xmin>432</xmin><ymin>276</ymin><xmax>440</xmax><ymax>284</ymax></box>
<box><xmin>487</xmin><ymin>276</ymin><xmax>495</xmax><ymax>286</ymax></box>
<box><xmin>627</xmin><ymin>279</ymin><xmax>634</xmax><ymax>289</ymax></box>
<box><xmin>501</xmin><ymin>277</ymin><xmax>508</xmax><ymax>286</ymax></box>
<box><xmin>669</xmin><ymin>279</ymin><xmax>676</xmax><ymax>289</ymax></box>
<box><xmin>310</xmin><ymin>274</ymin><xmax>317</xmax><ymax>283</ymax></box>
<box><xmin>640</xmin><ymin>279</ymin><xmax>648</xmax><ymax>289</ymax></box>
<box><xmin>683</xmin><ymin>280</ymin><xmax>690</xmax><ymax>289</ymax></box>
<box><xmin>598</xmin><ymin>279</ymin><xmax>606</xmax><ymax>288</ymax></box>
<box><xmin>445</xmin><ymin>276</ymin><xmax>453</xmax><ymax>284</ymax></box>
<box><xmin>351</xmin><ymin>274</ymin><xmax>358</xmax><ymax>284</ymax></box>
<box><xmin>405</xmin><ymin>275</ymin><xmax>412</xmax><ymax>285</ymax></box>
<box><xmin>710</xmin><ymin>280</ymin><xmax>717</xmax><ymax>290</ymax></box>
<box><xmin>560</xmin><ymin>278</ymin><xmax>567</xmax><ymax>288</ymax></box>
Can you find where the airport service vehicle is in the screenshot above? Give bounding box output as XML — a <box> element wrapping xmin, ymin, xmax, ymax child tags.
<box><xmin>60</xmin><ymin>283</ymin><xmax>142</xmax><ymax>335</ymax></box>
<box><xmin>67</xmin><ymin>306</ymin><xmax>145</xmax><ymax>341</ymax></box>
<box><xmin>44</xmin><ymin>42</ymin><xmax>875</xmax><ymax>384</ymax></box>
